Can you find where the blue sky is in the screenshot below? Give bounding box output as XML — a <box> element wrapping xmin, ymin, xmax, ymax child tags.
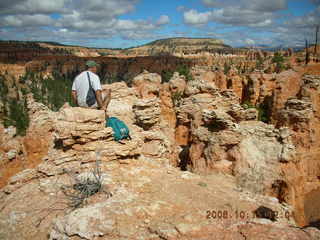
<box><xmin>0</xmin><ymin>0</ymin><xmax>319</xmax><ymax>48</ymax></box>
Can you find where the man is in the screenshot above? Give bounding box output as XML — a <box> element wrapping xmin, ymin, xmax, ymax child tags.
<box><xmin>72</xmin><ymin>60</ymin><xmax>111</xmax><ymax>112</ymax></box>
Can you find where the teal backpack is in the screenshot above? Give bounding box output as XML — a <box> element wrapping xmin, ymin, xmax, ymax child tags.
<box><xmin>106</xmin><ymin>117</ymin><xmax>131</xmax><ymax>141</ymax></box>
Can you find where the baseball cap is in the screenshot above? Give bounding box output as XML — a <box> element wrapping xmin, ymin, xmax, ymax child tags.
<box><xmin>86</xmin><ymin>60</ymin><xmax>99</xmax><ymax>67</ymax></box>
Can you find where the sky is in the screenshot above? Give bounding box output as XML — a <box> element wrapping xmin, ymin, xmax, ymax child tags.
<box><xmin>0</xmin><ymin>0</ymin><xmax>319</xmax><ymax>49</ymax></box>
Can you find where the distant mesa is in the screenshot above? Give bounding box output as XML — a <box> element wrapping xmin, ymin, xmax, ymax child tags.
<box><xmin>0</xmin><ymin>37</ymin><xmax>233</xmax><ymax>59</ymax></box>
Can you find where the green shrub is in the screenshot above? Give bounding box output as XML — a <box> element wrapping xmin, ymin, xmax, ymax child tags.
<box><xmin>28</xmin><ymin>72</ymin><xmax>74</xmax><ymax>111</ymax></box>
<box><xmin>224</xmin><ymin>62</ymin><xmax>231</xmax><ymax>74</ymax></box>
<box><xmin>285</xmin><ymin>63</ymin><xmax>292</xmax><ymax>70</ymax></box>
<box><xmin>241</xmin><ymin>100</ymin><xmax>255</xmax><ymax>109</ymax></box>
<box><xmin>4</xmin><ymin>98</ymin><xmax>29</xmax><ymax>136</ymax></box>
<box><xmin>2</xmin><ymin>70</ymin><xmax>74</xmax><ymax>135</ymax></box>
<box><xmin>176</xmin><ymin>65</ymin><xmax>193</xmax><ymax>82</ymax></box>
<box><xmin>1</xmin><ymin>75</ymin><xmax>29</xmax><ymax>135</ymax></box>
<box><xmin>272</xmin><ymin>52</ymin><xmax>286</xmax><ymax>73</ymax></box>
<box><xmin>256</xmin><ymin>59</ymin><xmax>264</xmax><ymax>70</ymax></box>
<box><xmin>241</xmin><ymin>100</ymin><xmax>271</xmax><ymax>123</ymax></box>
<box><xmin>275</xmin><ymin>62</ymin><xmax>285</xmax><ymax>73</ymax></box>
<box><xmin>0</xmin><ymin>75</ymin><xmax>9</xmax><ymax>98</ymax></box>
<box><xmin>257</xmin><ymin>96</ymin><xmax>273</xmax><ymax>123</ymax></box>
<box><xmin>272</xmin><ymin>52</ymin><xmax>284</xmax><ymax>64</ymax></box>
<box><xmin>171</xmin><ymin>91</ymin><xmax>183</xmax><ymax>106</ymax></box>
<box><xmin>161</xmin><ymin>70</ymin><xmax>173</xmax><ymax>83</ymax></box>
<box><xmin>162</xmin><ymin>65</ymin><xmax>193</xmax><ymax>82</ymax></box>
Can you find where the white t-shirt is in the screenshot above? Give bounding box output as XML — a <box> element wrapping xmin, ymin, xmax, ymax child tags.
<box><xmin>72</xmin><ymin>71</ymin><xmax>102</xmax><ymax>107</ymax></box>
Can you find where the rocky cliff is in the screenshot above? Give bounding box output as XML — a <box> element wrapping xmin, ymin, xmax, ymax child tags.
<box><xmin>0</xmin><ymin>38</ymin><xmax>233</xmax><ymax>59</ymax></box>
<box><xmin>0</xmin><ymin>38</ymin><xmax>266</xmax><ymax>65</ymax></box>
<box><xmin>274</xmin><ymin>74</ymin><xmax>320</xmax><ymax>226</ymax></box>
<box><xmin>188</xmin><ymin>63</ymin><xmax>320</xmax><ymax>226</ymax></box>
<box><xmin>27</xmin><ymin>55</ymin><xmax>194</xmax><ymax>84</ymax></box>
<box><xmin>0</xmin><ymin>41</ymin><xmax>72</xmax><ymax>63</ymax></box>
<box><xmin>113</xmin><ymin>38</ymin><xmax>232</xmax><ymax>57</ymax></box>
<box><xmin>1</xmin><ymin>68</ymin><xmax>320</xmax><ymax>239</ymax></box>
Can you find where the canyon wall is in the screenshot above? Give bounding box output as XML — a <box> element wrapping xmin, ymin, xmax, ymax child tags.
<box><xmin>1</xmin><ymin>70</ymin><xmax>320</xmax><ymax>239</ymax></box>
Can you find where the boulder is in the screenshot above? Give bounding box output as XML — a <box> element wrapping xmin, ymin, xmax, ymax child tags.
<box><xmin>169</xmin><ymin>72</ymin><xmax>186</xmax><ymax>94</ymax></box>
<box><xmin>102</xmin><ymin>81</ymin><xmax>137</xmax><ymax>127</ymax></box>
<box><xmin>132</xmin><ymin>70</ymin><xmax>161</xmax><ymax>99</ymax></box>
<box><xmin>133</xmin><ymin>98</ymin><xmax>161</xmax><ymax>130</ymax></box>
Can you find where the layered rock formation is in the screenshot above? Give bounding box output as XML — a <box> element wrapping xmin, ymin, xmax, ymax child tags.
<box><xmin>274</xmin><ymin>74</ymin><xmax>320</xmax><ymax>226</ymax></box>
<box><xmin>132</xmin><ymin>70</ymin><xmax>177</xmax><ymax>164</ymax></box>
<box><xmin>119</xmin><ymin>38</ymin><xmax>232</xmax><ymax>57</ymax></box>
<box><xmin>173</xmin><ymin>74</ymin><xmax>295</xmax><ymax>202</ymax></box>
<box><xmin>24</xmin><ymin>55</ymin><xmax>194</xmax><ymax>84</ymax></box>
<box><xmin>0</xmin><ymin>125</ymin><xmax>24</xmax><ymax>188</ymax></box>
<box><xmin>181</xmin><ymin>67</ymin><xmax>320</xmax><ymax>227</ymax></box>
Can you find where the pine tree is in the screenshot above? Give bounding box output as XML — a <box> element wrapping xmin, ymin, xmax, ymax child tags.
<box><xmin>6</xmin><ymin>98</ymin><xmax>29</xmax><ymax>136</ymax></box>
<box><xmin>315</xmin><ymin>26</ymin><xmax>319</xmax><ymax>55</ymax></box>
<box><xmin>306</xmin><ymin>39</ymin><xmax>310</xmax><ymax>65</ymax></box>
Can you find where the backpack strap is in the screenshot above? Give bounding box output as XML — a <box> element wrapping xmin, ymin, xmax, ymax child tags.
<box><xmin>86</xmin><ymin>72</ymin><xmax>93</xmax><ymax>90</ymax></box>
<box><xmin>85</xmin><ymin>71</ymin><xmax>97</xmax><ymax>107</ymax></box>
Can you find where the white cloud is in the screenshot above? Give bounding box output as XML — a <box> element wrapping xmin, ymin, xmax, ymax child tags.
<box><xmin>1</xmin><ymin>14</ymin><xmax>54</xmax><ymax>27</ymax></box>
<box><xmin>0</xmin><ymin>0</ymin><xmax>69</xmax><ymax>14</ymax></box>
<box><xmin>69</xmin><ymin>0</ymin><xmax>138</xmax><ymax>21</ymax></box>
<box><xmin>0</xmin><ymin>0</ymin><xmax>317</xmax><ymax>48</ymax></box>
<box><xmin>0</xmin><ymin>0</ymin><xmax>168</xmax><ymax>33</ymax></box>
<box><xmin>181</xmin><ymin>0</ymin><xmax>317</xmax><ymax>48</ymax></box>
<box><xmin>156</xmin><ymin>15</ymin><xmax>170</xmax><ymax>25</ymax></box>
<box><xmin>182</xmin><ymin>0</ymin><xmax>287</xmax><ymax>31</ymax></box>
<box><xmin>202</xmin><ymin>0</ymin><xmax>287</xmax><ymax>12</ymax></box>
<box><xmin>249</xmin><ymin>19</ymin><xmax>273</xmax><ymax>27</ymax></box>
<box><xmin>184</xmin><ymin>10</ymin><xmax>212</xmax><ymax>25</ymax></box>
<box><xmin>0</xmin><ymin>0</ymin><xmax>171</xmax><ymax>47</ymax></box>
<box><xmin>0</xmin><ymin>0</ymin><xmax>140</xmax><ymax>28</ymax></box>
<box><xmin>245</xmin><ymin>38</ymin><xmax>255</xmax><ymax>45</ymax></box>
<box><xmin>202</xmin><ymin>0</ymin><xmax>222</xmax><ymax>7</ymax></box>
<box><xmin>114</xmin><ymin>19</ymin><xmax>157</xmax><ymax>31</ymax></box>
<box><xmin>183</xmin><ymin>7</ymin><xmax>274</xmax><ymax>27</ymax></box>
<box><xmin>284</xmin><ymin>5</ymin><xmax>320</xmax><ymax>28</ymax></box>
<box><xmin>248</xmin><ymin>0</ymin><xmax>287</xmax><ymax>12</ymax></box>
<box><xmin>121</xmin><ymin>31</ymin><xmax>157</xmax><ymax>40</ymax></box>
<box><xmin>213</xmin><ymin>7</ymin><xmax>274</xmax><ymax>25</ymax></box>
<box><xmin>115</xmin><ymin>20</ymin><xmax>139</xmax><ymax>30</ymax></box>
<box><xmin>310</xmin><ymin>0</ymin><xmax>320</xmax><ymax>5</ymax></box>
<box><xmin>52</xmin><ymin>0</ymin><xmax>168</xmax><ymax>33</ymax></box>
<box><xmin>177</xmin><ymin>6</ymin><xmax>188</xmax><ymax>12</ymax></box>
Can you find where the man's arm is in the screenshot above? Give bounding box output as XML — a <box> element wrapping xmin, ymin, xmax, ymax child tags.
<box><xmin>103</xmin><ymin>89</ymin><xmax>111</xmax><ymax>109</ymax></box>
<box><xmin>71</xmin><ymin>90</ymin><xmax>78</xmax><ymax>106</ymax></box>
<box><xmin>95</xmin><ymin>90</ymin><xmax>104</xmax><ymax>109</ymax></box>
